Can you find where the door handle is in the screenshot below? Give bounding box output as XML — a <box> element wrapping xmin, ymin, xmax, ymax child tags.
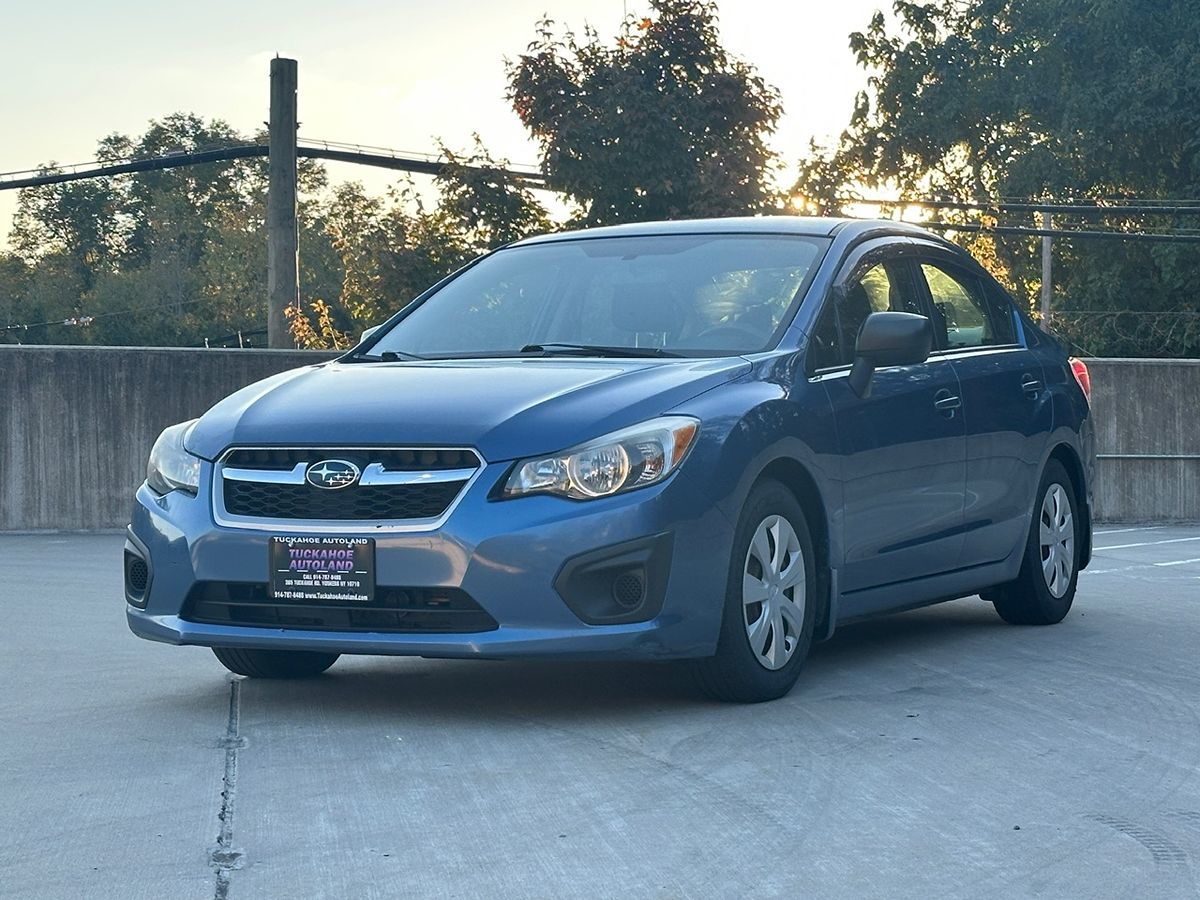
<box><xmin>1021</xmin><ymin>373</ymin><xmax>1042</xmax><ymax>397</ymax></box>
<box><xmin>933</xmin><ymin>389</ymin><xmax>961</xmax><ymax>417</ymax></box>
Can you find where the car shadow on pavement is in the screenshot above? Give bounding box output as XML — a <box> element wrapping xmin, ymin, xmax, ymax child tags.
<box><xmin>199</xmin><ymin>597</ymin><xmax>1014</xmax><ymax>723</ymax></box>
<box><xmin>810</xmin><ymin>596</ymin><xmax>1009</xmax><ymax>669</ymax></box>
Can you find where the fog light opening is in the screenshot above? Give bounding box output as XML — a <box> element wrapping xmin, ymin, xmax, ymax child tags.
<box><xmin>553</xmin><ymin>532</ymin><xmax>673</xmax><ymax>625</ymax></box>
<box><xmin>124</xmin><ymin>550</ymin><xmax>150</xmax><ymax>606</ymax></box>
<box><xmin>611</xmin><ymin>571</ymin><xmax>646</xmax><ymax>610</ymax></box>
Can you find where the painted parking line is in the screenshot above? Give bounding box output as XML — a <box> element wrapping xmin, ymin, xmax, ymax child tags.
<box><xmin>1094</xmin><ymin>526</ymin><xmax>1164</xmax><ymax>536</ymax></box>
<box><xmin>1153</xmin><ymin>557</ymin><xmax>1200</xmax><ymax>568</ymax></box>
<box><xmin>1094</xmin><ymin>535</ymin><xmax>1200</xmax><ymax>552</ymax></box>
<box><xmin>1084</xmin><ymin>558</ymin><xmax>1200</xmax><ymax>576</ymax></box>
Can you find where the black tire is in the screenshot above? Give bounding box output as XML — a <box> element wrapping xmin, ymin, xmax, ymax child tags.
<box><xmin>212</xmin><ymin>647</ymin><xmax>340</xmax><ymax>678</ymax></box>
<box><xmin>988</xmin><ymin>459</ymin><xmax>1080</xmax><ymax>626</ymax></box>
<box><xmin>694</xmin><ymin>480</ymin><xmax>818</xmax><ymax>703</ymax></box>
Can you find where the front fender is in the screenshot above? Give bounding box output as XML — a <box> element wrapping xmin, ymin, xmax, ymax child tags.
<box><xmin>668</xmin><ymin>356</ymin><xmax>843</xmax><ymax>569</ymax></box>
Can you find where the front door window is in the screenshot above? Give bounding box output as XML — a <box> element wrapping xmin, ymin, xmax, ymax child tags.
<box><xmin>809</xmin><ymin>260</ymin><xmax>923</xmax><ymax>370</ymax></box>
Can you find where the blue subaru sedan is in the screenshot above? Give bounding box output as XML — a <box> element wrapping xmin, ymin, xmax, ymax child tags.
<box><xmin>126</xmin><ymin>217</ymin><xmax>1095</xmax><ymax>702</ymax></box>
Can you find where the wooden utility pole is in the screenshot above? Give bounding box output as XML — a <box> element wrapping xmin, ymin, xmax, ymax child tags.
<box><xmin>267</xmin><ymin>57</ymin><xmax>299</xmax><ymax>348</ymax></box>
<box><xmin>1039</xmin><ymin>210</ymin><xmax>1052</xmax><ymax>322</ymax></box>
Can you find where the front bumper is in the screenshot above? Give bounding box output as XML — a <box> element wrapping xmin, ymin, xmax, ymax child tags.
<box><xmin>126</xmin><ymin>458</ymin><xmax>734</xmax><ymax>660</ymax></box>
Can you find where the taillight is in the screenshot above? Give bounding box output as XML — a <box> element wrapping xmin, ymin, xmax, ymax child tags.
<box><xmin>1069</xmin><ymin>357</ymin><xmax>1091</xmax><ymax>404</ymax></box>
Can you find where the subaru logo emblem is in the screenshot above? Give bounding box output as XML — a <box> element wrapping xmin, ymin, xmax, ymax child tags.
<box><xmin>305</xmin><ymin>459</ymin><xmax>360</xmax><ymax>490</ymax></box>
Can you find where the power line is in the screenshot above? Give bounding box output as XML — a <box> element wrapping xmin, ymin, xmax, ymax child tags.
<box><xmin>2</xmin><ymin>295</ymin><xmax>210</xmax><ymax>336</ymax></box>
<box><xmin>994</xmin><ymin>194</ymin><xmax>1200</xmax><ymax>206</ymax></box>
<box><xmin>919</xmin><ymin>220</ymin><xmax>1200</xmax><ymax>244</ymax></box>
<box><xmin>0</xmin><ymin>146</ymin><xmax>268</xmax><ymax>190</ymax></box>
<box><xmin>858</xmin><ymin>197</ymin><xmax>1200</xmax><ymax>217</ymax></box>
<box><xmin>202</xmin><ymin>327</ymin><xmax>267</xmax><ymax>349</ymax></box>
<box><xmin>298</xmin><ymin>138</ymin><xmax>542</xmax><ymax>171</ymax></box>
<box><xmin>296</xmin><ymin>138</ymin><xmax>443</xmax><ymax>164</ymax></box>
<box><xmin>0</xmin><ymin>140</ymin><xmax>548</xmax><ymax>193</ymax></box>
<box><xmin>0</xmin><ymin>141</ymin><xmax>264</xmax><ymax>181</ymax></box>
<box><xmin>1051</xmin><ymin>310</ymin><xmax>1200</xmax><ymax>316</ymax></box>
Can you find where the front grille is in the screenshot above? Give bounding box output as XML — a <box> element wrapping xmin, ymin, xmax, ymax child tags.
<box><xmin>184</xmin><ymin>582</ymin><xmax>499</xmax><ymax>633</ymax></box>
<box><xmin>216</xmin><ymin>446</ymin><xmax>480</xmax><ymax>523</ymax></box>
<box><xmin>224</xmin><ymin>479</ymin><xmax>465</xmax><ymax>520</ymax></box>
<box><xmin>224</xmin><ymin>447</ymin><xmax>474</xmax><ymax>471</ymax></box>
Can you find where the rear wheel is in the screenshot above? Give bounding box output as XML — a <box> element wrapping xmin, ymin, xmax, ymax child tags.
<box><xmin>212</xmin><ymin>647</ymin><xmax>340</xmax><ymax>678</ymax></box>
<box><xmin>694</xmin><ymin>480</ymin><xmax>817</xmax><ymax>703</ymax></box>
<box><xmin>988</xmin><ymin>459</ymin><xmax>1080</xmax><ymax>626</ymax></box>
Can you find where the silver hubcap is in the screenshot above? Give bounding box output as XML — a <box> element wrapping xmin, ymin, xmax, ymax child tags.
<box><xmin>742</xmin><ymin>515</ymin><xmax>806</xmax><ymax>670</ymax></box>
<box><xmin>1040</xmin><ymin>483</ymin><xmax>1075</xmax><ymax>598</ymax></box>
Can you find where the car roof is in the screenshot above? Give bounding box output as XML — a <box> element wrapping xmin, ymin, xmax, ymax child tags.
<box><xmin>510</xmin><ymin>215</ymin><xmax>940</xmax><ymax>246</ymax></box>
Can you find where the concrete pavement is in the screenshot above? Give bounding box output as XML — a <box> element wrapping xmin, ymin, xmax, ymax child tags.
<box><xmin>3</xmin><ymin>527</ymin><xmax>1200</xmax><ymax>899</ymax></box>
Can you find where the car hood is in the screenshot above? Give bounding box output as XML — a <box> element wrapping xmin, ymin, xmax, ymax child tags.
<box><xmin>186</xmin><ymin>357</ymin><xmax>750</xmax><ymax>462</ymax></box>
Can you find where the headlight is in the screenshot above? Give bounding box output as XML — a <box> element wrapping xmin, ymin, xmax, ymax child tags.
<box><xmin>146</xmin><ymin>420</ymin><xmax>201</xmax><ymax>495</ymax></box>
<box><xmin>502</xmin><ymin>416</ymin><xmax>699</xmax><ymax>500</ymax></box>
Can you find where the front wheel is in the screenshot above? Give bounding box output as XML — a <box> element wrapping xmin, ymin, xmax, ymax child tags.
<box><xmin>988</xmin><ymin>459</ymin><xmax>1080</xmax><ymax>626</ymax></box>
<box><xmin>212</xmin><ymin>647</ymin><xmax>340</xmax><ymax>678</ymax></box>
<box><xmin>694</xmin><ymin>480</ymin><xmax>817</xmax><ymax>703</ymax></box>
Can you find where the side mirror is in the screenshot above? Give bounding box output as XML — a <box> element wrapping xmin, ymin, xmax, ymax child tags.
<box><xmin>359</xmin><ymin>324</ymin><xmax>382</xmax><ymax>345</ymax></box>
<box><xmin>848</xmin><ymin>311</ymin><xmax>933</xmax><ymax>398</ymax></box>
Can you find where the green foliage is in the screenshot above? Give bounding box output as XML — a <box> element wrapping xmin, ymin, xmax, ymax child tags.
<box><xmin>507</xmin><ymin>0</ymin><xmax>783</xmax><ymax>225</ymax></box>
<box><xmin>287</xmin><ymin>141</ymin><xmax>549</xmax><ymax>349</ymax></box>
<box><xmin>4</xmin><ymin>114</ymin><xmax>272</xmax><ymax>346</ymax></box>
<box><xmin>796</xmin><ymin>0</ymin><xmax>1200</xmax><ymax>357</ymax></box>
<box><xmin>437</xmin><ymin>136</ymin><xmax>551</xmax><ymax>248</ymax></box>
<box><xmin>286</xmin><ymin>298</ymin><xmax>350</xmax><ymax>350</ymax></box>
<box><xmin>3</xmin><ymin>5</ymin><xmax>781</xmax><ymax>349</ymax></box>
<box><xmin>1</xmin><ymin>119</ymin><xmax>548</xmax><ymax>349</ymax></box>
<box><xmin>6</xmin><ymin>5</ymin><xmax>1198</xmax><ymax>358</ymax></box>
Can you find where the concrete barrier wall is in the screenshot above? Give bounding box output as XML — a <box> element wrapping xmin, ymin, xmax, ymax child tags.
<box><xmin>0</xmin><ymin>347</ymin><xmax>1195</xmax><ymax>529</ymax></box>
<box><xmin>0</xmin><ymin>346</ymin><xmax>337</xmax><ymax>531</ymax></box>
<box><xmin>1086</xmin><ymin>358</ymin><xmax>1200</xmax><ymax>522</ymax></box>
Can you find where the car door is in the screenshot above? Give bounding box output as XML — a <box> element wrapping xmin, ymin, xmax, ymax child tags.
<box><xmin>911</xmin><ymin>248</ymin><xmax>1051</xmax><ymax>567</ymax></box>
<box><xmin>808</xmin><ymin>240</ymin><xmax>966</xmax><ymax>608</ymax></box>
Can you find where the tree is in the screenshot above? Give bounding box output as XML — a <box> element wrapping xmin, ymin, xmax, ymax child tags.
<box><xmin>10</xmin><ymin>170</ymin><xmax>122</xmax><ymax>292</ymax></box>
<box><xmin>3</xmin><ymin>113</ymin><xmax>548</xmax><ymax>350</ymax></box>
<box><xmin>795</xmin><ymin>0</ymin><xmax>1200</xmax><ymax>357</ymax></box>
<box><xmin>288</xmin><ymin>142</ymin><xmax>550</xmax><ymax>349</ymax></box>
<box><xmin>507</xmin><ymin>0</ymin><xmax>783</xmax><ymax>226</ymax></box>
<box><xmin>437</xmin><ymin>136</ymin><xmax>550</xmax><ymax>249</ymax></box>
<box><xmin>4</xmin><ymin>115</ymin><xmax>336</xmax><ymax>347</ymax></box>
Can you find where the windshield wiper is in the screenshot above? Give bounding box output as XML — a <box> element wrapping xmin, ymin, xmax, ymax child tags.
<box><xmin>519</xmin><ymin>342</ymin><xmax>683</xmax><ymax>358</ymax></box>
<box><xmin>344</xmin><ymin>349</ymin><xmax>426</xmax><ymax>362</ymax></box>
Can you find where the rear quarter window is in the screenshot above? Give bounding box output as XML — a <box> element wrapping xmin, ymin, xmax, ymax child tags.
<box><xmin>983</xmin><ymin>281</ymin><xmax>1019</xmax><ymax>345</ymax></box>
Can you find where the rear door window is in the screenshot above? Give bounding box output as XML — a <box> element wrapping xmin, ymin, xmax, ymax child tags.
<box><xmin>917</xmin><ymin>262</ymin><xmax>1016</xmax><ymax>350</ymax></box>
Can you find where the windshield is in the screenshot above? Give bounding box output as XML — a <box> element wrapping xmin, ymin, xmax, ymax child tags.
<box><xmin>364</xmin><ymin>233</ymin><xmax>829</xmax><ymax>359</ymax></box>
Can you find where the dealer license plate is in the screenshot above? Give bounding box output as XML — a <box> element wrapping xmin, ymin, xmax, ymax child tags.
<box><xmin>269</xmin><ymin>536</ymin><xmax>375</xmax><ymax>603</ymax></box>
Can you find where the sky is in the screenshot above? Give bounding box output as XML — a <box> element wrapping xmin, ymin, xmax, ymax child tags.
<box><xmin>0</xmin><ymin>0</ymin><xmax>887</xmax><ymax>245</ymax></box>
